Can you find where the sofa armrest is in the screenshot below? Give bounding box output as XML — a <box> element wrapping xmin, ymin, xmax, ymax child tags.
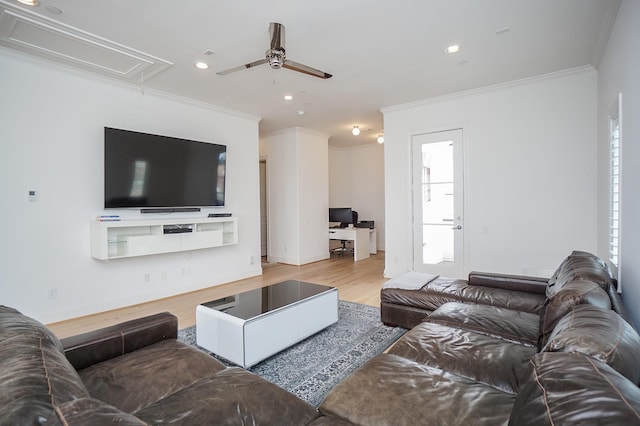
<box><xmin>468</xmin><ymin>271</ymin><xmax>548</xmax><ymax>295</ymax></box>
<box><xmin>60</xmin><ymin>312</ymin><xmax>178</xmax><ymax>371</ymax></box>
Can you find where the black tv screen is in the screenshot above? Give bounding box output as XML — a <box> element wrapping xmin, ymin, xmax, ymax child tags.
<box><xmin>104</xmin><ymin>127</ymin><xmax>226</xmax><ymax>209</ymax></box>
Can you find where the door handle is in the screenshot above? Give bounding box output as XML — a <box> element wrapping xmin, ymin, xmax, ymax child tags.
<box><xmin>452</xmin><ymin>225</ymin><xmax>462</xmax><ymax>230</ymax></box>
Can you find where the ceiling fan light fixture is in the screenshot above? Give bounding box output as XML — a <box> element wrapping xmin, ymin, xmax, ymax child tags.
<box><xmin>377</xmin><ymin>135</ymin><xmax>384</xmax><ymax>144</ymax></box>
<box><xmin>352</xmin><ymin>126</ymin><xmax>360</xmax><ymax>136</ymax></box>
<box><xmin>284</xmin><ymin>95</ymin><xmax>293</xmax><ymax>100</ymax></box>
<box><xmin>195</xmin><ymin>61</ymin><xmax>209</xmax><ymax>70</ymax></box>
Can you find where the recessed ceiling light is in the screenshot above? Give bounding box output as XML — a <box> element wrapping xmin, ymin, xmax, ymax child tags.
<box><xmin>445</xmin><ymin>45</ymin><xmax>460</xmax><ymax>54</ymax></box>
<box><xmin>297</xmin><ymin>110</ymin><xmax>305</xmax><ymax>116</ymax></box>
<box><xmin>195</xmin><ymin>62</ymin><xmax>209</xmax><ymax>70</ymax></box>
<box><xmin>352</xmin><ymin>126</ymin><xmax>360</xmax><ymax>136</ymax></box>
<box><xmin>284</xmin><ymin>95</ymin><xmax>293</xmax><ymax>101</ymax></box>
<box><xmin>17</xmin><ymin>0</ymin><xmax>39</xmax><ymax>5</ymax></box>
<box><xmin>377</xmin><ymin>135</ymin><xmax>384</xmax><ymax>144</ymax></box>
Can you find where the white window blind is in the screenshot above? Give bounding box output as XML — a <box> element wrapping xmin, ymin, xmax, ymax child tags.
<box><xmin>609</xmin><ymin>94</ymin><xmax>622</xmax><ymax>270</ymax></box>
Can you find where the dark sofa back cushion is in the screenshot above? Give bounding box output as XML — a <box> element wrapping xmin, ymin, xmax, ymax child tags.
<box><xmin>539</xmin><ymin>280</ymin><xmax>610</xmax><ymax>348</ymax></box>
<box><xmin>0</xmin><ymin>305</ymin><xmax>89</xmax><ymax>425</ymax></box>
<box><xmin>509</xmin><ymin>352</ymin><xmax>640</xmax><ymax>425</ymax></box>
<box><xmin>547</xmin><ymin>251</ymin><xmax>615</xmax><ymax>297</ymax></box>
<box><xmin>542</xmin><ymin>304</ymin><xmax>640</xmax><ymax>385</ymax></box>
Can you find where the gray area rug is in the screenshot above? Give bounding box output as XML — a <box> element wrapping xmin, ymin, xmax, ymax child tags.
<box><xmin>178</xmin><ymin>300</ymin><xmax>406</xmax><ymax>407</ymax></box>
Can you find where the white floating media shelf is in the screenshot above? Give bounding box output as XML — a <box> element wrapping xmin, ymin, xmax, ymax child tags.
<box><xmin>90</xmin><ymin>216</ymin><xmax>238</xmax><ymax>260</ymax></box>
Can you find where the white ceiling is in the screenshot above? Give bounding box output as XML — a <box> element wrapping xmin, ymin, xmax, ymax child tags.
<box><xmin>0</xmin><ymin>0</ymin><xmax>620</xmax><ymax>147</ymax></box>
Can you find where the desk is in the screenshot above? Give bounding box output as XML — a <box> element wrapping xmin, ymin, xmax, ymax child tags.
<box><xmin>329</xmin><ymin>227</ymin><xmax>377</xmax><ymax>261</ymax></box>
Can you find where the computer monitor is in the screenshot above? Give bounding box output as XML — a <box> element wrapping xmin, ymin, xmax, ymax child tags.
<box><xmin>329</xmin><ymin>207</ymin><xmax>353</xmax><ymax>227</ymax></box>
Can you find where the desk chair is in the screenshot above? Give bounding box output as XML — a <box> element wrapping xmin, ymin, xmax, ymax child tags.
<box><xmin>333</xmin><ymin>211</ymin><xmax>358</xmax><ymax>256</ymax></box>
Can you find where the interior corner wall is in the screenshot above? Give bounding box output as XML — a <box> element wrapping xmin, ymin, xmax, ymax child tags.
<box><xmin>382</xmin><ymin>67</ymin><xmax>598</xmax><ymax>279</ymax></box>
<box><xmin>597</xmin><ymin>0</ymin><xmax>640</xmax><ymax>328</ymax></box>
<box><xmin>262</xmin><ymin>128</ymin><xmax>329</xmax><ymax>265</ymax></box>
<box><xmin>0</xmin><ymin>49</ymin><xmax>262</xmax><ymax>324</ymax></box>
<box><xmin>329</xmin><ymin>144</ymin><xmax>385</xmax><ymax>250</ymax></box>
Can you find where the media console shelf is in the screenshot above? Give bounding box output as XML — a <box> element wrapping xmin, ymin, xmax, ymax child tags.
<box><xmin>90</xmin><ymin>217</ymin><xmax>238</xmax><ymax>260</ymax></box>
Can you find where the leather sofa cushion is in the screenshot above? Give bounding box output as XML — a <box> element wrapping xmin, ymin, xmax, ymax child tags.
<box><xmin>539</xmin><ymin>280</ymin><xmax>611</xmax><ymax>347</ymax></box>
<box><xmin>79</xmin><ymin>339</ymin><xmax>226</xmax><ymax>413</ymax></box>
<box><xmin>0</xmin><ymin>306</ymin><xmax>89</xmax><ymax>424</ymax></box>
<box><xmin>381</xmin><ymin>277</ymin><xmax>545</xmax><ymax>314</ymax></box>
<box><xmin>509</xmin><ymin>352</ymin><xmax>640</xmax><ymax>425</ymax></box>
<box><xmin>320</xmin><ymin>353</ymin><xmax>515</xmax><ymax>426</ymax></box>
<box><xmin>134</xmin><ymin>367</ymin><xmax>320</xmax><ymax>425</ymax></box>
<box><xmin>426</xmin><ymin>302</ymin><xmax>540</xmax><ymax>346</ymax></box>
<box><xmin>542</xmin><ymin>304</ymin><xmax>640</xmax><ymax>384</ymax></box>
<box><xmin>62</xmin><ymin>311</ymin><xmax>178</xmax><ymax>370</ymax></box>
<box><xmin>387</xmin><ymin>321</ymin><xmax>536</xmax><ymax>393</ymax></box>
<box><xmin>546</xmin><ymin>251</ymin><xmax>615</xmax><ymax>297</ymax></box>
<box><xmin>46</xmin><ymin>398</ymin><xmax>147</xmax><ymax>425</ymax></box>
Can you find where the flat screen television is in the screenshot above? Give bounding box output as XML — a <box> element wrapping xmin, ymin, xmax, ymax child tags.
<box><xmin>104</xmin><ymin>127</ymin><xmax>226</xmax><ymax>210</ymax></box>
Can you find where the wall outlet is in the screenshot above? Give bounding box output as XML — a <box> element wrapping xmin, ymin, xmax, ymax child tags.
<box><xmin>144</xmin><ymin>273</ymin><xmax>151</xmax><ymax>283</ymax></box>
<box><xmin>249</xmin><ymin>256</ymin><xmax>254</xmax><ymax>265</ymax></box>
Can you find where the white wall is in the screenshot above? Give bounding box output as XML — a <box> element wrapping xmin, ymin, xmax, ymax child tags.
<box><xmin>0</xmin><ymin>49</ymin><xmax>262</xmax><ymax>324</ymax></box>
<box><xmin>262</xmin><ymin>128</ymin><xmax>329</xmax><ymax>265</ymax></box>
<box><xmin>382</xmin><ymin>67</ymin><xmax>598</xmax><ymax>278</ymax></box>
<box><xmin>299</xmin><ymin>132</ymin><xmax>331</xmax><ymax>263</ymax></box>
<box><xmin>597</xmin><ymin>0</ymin><xmax>640</xmax><ymax>328</ymax></box>
<box><xmin>329</xmin><ymin>144</ymin><xmax>385</xmax><ymax>250</ymax></box>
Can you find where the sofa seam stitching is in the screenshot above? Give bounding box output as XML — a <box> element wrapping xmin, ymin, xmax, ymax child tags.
<box><xmin>585</xmin><ymin>356</ymin><xmax>640</xmax><ymax>420</ymax></box>
<box><xmin>532</xmin><ymin>358</ymin><xmax>555</xmax><ymax>426</ymax></box>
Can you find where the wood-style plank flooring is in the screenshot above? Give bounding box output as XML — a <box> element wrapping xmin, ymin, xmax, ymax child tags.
<box><xmin>47</xmin><ymin>251</ymin><xmax>387</xmax><ymax>339</ymax></box>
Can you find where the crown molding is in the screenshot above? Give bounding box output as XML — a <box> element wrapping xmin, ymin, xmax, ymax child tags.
<box><xmin>381</xmin><ymin>65</ymin><xmax>596</xmax><ymax>114</ymax></box>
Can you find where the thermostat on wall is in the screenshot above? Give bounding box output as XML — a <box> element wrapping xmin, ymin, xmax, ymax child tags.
<box><xmin>28</xmin><ymin>190</ymin><xmax>38</xmax><ymax>202</ymax></box>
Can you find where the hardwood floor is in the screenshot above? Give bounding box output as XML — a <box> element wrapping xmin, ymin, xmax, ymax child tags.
<box><xmin>47</xmin><ymin>251</ymin><xmax>387</xmax><ymax>339</ymax></box>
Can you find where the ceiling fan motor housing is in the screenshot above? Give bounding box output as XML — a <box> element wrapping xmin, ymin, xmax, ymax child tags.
<box><xmin>267</xmin><ymin>48</ymin><xmax>285</xmax><ymax>69</ymax></box>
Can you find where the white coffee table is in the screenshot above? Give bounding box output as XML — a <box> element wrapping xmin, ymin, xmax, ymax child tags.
<box><xmin>196</xmin><ymin>280</ymin><xmax>338</xmax><ymax>368</ymax></box>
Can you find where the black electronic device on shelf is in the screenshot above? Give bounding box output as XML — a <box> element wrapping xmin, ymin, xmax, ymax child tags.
<box><xmin>356</xmin><ymin>220</ymin><xmax>375</xmax><ymax>229</ymax></box>
<box><xmin>163</xmin><ymin>224</ymin><xmax>193</xmax><ymax>234</ymax></box>
<box><xmin>208</xmin><ymin>213</ymin><xmax>232</xmax><ymax>217</ymax></box>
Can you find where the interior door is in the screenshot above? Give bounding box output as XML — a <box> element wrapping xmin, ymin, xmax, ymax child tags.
<box><xmin>412</xmin><ymin>129</ymin><xmax>464</xmax><ymax>277</ymax></box>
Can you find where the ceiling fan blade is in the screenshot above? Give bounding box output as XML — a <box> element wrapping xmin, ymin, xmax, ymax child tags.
<box><xmin>283</xmin><ymin>60</ymin><xmax>333</xmax><ymax>79</ymax></box>
<box><xmin>216</xmin><ymin>58</ymin><xmax>268</xmax><ymax>76</ymax></box>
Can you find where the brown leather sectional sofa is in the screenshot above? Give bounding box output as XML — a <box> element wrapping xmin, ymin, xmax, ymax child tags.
<box><xmin>2</xmin><ymin>251</ymin><xmax>639</xmax><ymax>425</ymax></box>
<box><xmin>0</xmin><ymin>306</ymin><xmax>345</xmax><ymax>425</ymax></box>
<box><xmin>318</xmin><ymin>251</ymin><xmax>640</xmax><ymax>424</ymax></box>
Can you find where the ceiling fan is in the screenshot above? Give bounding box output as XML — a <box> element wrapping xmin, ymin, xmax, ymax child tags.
<box><xmin>216</xmin><ymin>22</ymin><xmax>332</xmax><ymax>79</ymax></box>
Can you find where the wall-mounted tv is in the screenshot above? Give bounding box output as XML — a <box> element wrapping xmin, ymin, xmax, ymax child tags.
<box><xmin>104</xmin><ymin>127</ymin><xmax>226</xmax><ymax>210</ymax></box>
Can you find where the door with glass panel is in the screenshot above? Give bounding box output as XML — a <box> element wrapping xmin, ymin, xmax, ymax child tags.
<box><xmin>412</xmin><ymin>129</ymin><xmax>464</xmax><ymax>277</ymax></box>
